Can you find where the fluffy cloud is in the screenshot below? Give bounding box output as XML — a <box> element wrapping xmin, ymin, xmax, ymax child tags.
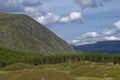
<box><xmin>72</xmin><ymin>21</ymin><xmax>120</xmax><ymax>45</ymax></box>
<box><xmin>102</xmin><ymin>29</ymin><xmax>119</xmax><ymax>36</ymax></box>
<box><xmin>36</xmin><ymin>12</ymin><xmax>82</xmax><ymax>25</ymax></box>
<box><xmin>71</xmin><ymin>32</ymin><xmax>99</xmax><ymax>45</ymax></box>
<box><xmin>36</xmin><ymin>13</ymin><xmax>60</xmax><ymax>25</ymax></box>
<box><xmin>104</xmin><ymin>36</ymin><xmax>120</xmax><ymax>40</ymax></box>
<box><xmin>103</xmin><ymin>21</ymin><xmax>120</xmax><ymax>36</ymax></box>
<box><xmin>0</xmin><ymin>0</ymin><xmax>83</xmax><ymax>25</ymax></box>
<box><xmin>60</xmin><ymin>12</ymin><xmax>82</xmax><ymax>23</ymax></box>
<box><xmin>114</xmin><ymin>21</ymin><xmax>120</xmax><ymax>29</ymax></box>
<box><xmin>24</xmin><ymin>7</ymin><xmax>45</xmax><ymax>18</ymax></box>
<box><xmin>72</xmin><ymin>32</ymin><xmax>119</xmax><ymax>45</ymax></box>
<box><xmin>0</xmin><ymin>0</ymin><xmax>84</xmax><ymax>25</ymax></box>
<box><xmin>82</xmin><ymin>32</ymin><xmax>99</xmax><ymax>39</ymax></box>
<box><xmin>74</xmin><ymin>0</ymin><xmax>111</xmax><ymax>9</ymax></box>
<box><xmin>72</xmin><ymin>39</ymin><xmax>80</xmax><ymax>44</ymax></box>
<box><xmin>102</xmin><ymin>21</ymin><xmax>120</xmax><ymax>39</ymax></box>
<box><xmin>74</xmin><ymin>0</ymin><xmax>96</xmax><ymax>9</ymax></box>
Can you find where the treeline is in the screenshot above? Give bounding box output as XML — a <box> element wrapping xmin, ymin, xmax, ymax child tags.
<box><xmin>0</xmin><ymin>47</ymin><xmax>120</xmax><ymax>68</ymax></box>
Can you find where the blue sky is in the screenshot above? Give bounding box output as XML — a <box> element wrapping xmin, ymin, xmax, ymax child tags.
<box><xmin>0</xmin><ymin>0</ymin><xmax>120</xmax><ymax>45</ymax></box>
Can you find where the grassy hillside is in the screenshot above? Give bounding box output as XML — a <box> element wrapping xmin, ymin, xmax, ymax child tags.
<box><xmin>0</xmin><ymin>63</ymin><xmax>35</xmax><ymax>71</ymax></box>
<box><xmin>0</xmin><ymin>62</ymin><xmax>120</xmax><ymax>80</ymax></box>
<box><xmin>0</xmin><ymin>12</ymin><xmax>75</xmax><ymax>54</ymax></box>
<box><xmin>38</xmin><ymin>62</ymin><xmax>120</xmax><ymax>80</ymax></box>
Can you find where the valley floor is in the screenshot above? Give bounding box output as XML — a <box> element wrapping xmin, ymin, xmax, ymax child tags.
<box><xmin>0</xmin><ymin>62</ymin><xmax>120</xmax><ymax>80</ymax></box>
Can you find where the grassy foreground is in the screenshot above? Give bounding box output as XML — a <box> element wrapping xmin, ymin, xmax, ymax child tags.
<box><xmin>0</xmin><ymin>62</ymin><xmax>120</xmax><ymax>80</ymax></box>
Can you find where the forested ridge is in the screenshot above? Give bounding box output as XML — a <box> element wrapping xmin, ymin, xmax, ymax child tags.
<box><xmin>0</xmin><ymin>47</ymin><xmax>120</xmax><ymax>68</ymax></box>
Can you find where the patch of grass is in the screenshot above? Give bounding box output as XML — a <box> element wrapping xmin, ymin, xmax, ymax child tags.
<box><xmin>76</xmin><ymin>77</ymin><xmax>104</xmax><ymax>80</ymax></box>
<box><xmin>0</xmin><ymin>63</ymin><xmax>35</xmax><ymax>71</ymax></box>
<box><xmin>37</xmin><ymin>62</ymin><xmax>120</xmax><ymax>80</ymax></box>
<box><xmin>0</xmin><ymin>68</ymin><xmax>74</xmax><ymax>80</ymax></box>
<box><xmin>0</xmin><ymin>62</ymin><xmax>120</xmax><ymax>80</ymax></box>
<box><xmin>66</xmin><ymin>62</ymin><xmax>119</xmax><ymax>79</ymax></box>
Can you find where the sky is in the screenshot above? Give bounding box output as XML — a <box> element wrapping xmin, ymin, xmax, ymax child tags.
<box><xmin>0</xmin><ymin>0</ymin><xmax>120</xmax><ymax>45</ymax></box>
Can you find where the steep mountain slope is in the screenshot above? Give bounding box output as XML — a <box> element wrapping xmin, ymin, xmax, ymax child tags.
<box><xmin>0</xmin><ymin>12</ymin><xmax>75</xmax><ymax>54</ymax></box>
<box><xmin>73</xmin><ymin>40</ymin><xmax>120</xmax><ymax>54</ymax></box>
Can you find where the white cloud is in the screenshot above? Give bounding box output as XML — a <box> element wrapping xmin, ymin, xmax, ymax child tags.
<box><xmin>75</xmin><ymin>0</ymin><xmax>96</xmax><ymax>9</ymax></box>
<box><xmin>23</xmin><ymin>6</ymin><xmax>45</xmax><ymax>18</ymax></box>
<box><xmin>102</xmin><ymin>29</ymin><xmax>119</xmax><ymax>36</ymax></box>
<box><xmin>36</xmin><ymin>11</ymin><xmax>82</xmax><ymax>25</ymax></box>
<box><xmin>60</xmin><ymin>17</ymin><xmax>70</xmax><ymax>23</ymax></box>
<box><xmin>24</xmin><ymin>7</ymin><xmax>38</xmax><ymax>13</ymax></box>
<box><xmin>36</xmin><ymin>13</ymin><xmax>60</xmax><ymax>25</ymax></box>
<box><xmin>71</xmin><ymin>32</ymin><xmax>99</xmax><ymax>45</ymax></box>
<box><xmin>74</xmin><ymin>0</ymin><xmax>112</xmax><ymax>9</ymax></box>
<box><xmin>72</xmin><ymin>21</ymin><xmax>120</xmax><ymax>45</ymax></box>
<box><xmin>0</xmin><ymin>0</ymin><xmax>83</xmax><ymax>25</ymax></box>
<box><xmin>69</xmin><ymin>12</ymin><xmax>82</xmax><ymax>21</ymax></box>
<box><xmin>82</xmin><ymin>32</ymin><xmax>99</xmax><ymax>39</ymax></box>
<box><xmin>104</xmin><ymin>36</ymin><xmax>120</xmax><ymax>40</ymax></box>
<box><xmin>71</xmin><ymin>38</ymin><xmax>99</xmax><ymax>45</ymax></box>
<box><xmin>60</xmin><ymin>12</ymin><xmax>82</xmax><ymax>23</ymax></box>
<box><xmin>114</xmin><ymin>21</ymin><xmax>120</xmax><ymax>29</ymax></box>
<box><xmin>72</xmin><ymin>39</ymin><xmax>80</xmax><ymax>44</ymax></box>
<box><xmin>102</xmin><ymin>21</ymin><xmax>120</xmax><ymax>36</ymax></box>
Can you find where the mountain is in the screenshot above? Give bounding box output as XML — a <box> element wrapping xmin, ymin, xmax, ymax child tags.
<box><xmin>73</xmin><ymin>40</ymin><xmax>120</xmax><ymax>54</ymax></box>
<box><xmin>0</xmin><ymin>12</ymin><xmax>75</xmax><ymax>54</ymax></box>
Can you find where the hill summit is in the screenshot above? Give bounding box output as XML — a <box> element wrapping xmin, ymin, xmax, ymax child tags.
<box><xmin>0</xmin><ymin>12</ymin><xmax>75</xmax><ymax>54</ymax></box>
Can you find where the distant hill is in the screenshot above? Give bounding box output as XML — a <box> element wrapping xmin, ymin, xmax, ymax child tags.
<box><xmin>0</xmin><ymin>12</ymin><xmax>75</xmax><ymax>54</ymax></box>
<box><xmin>73</xmin><ymin>40</ymin><xmax>120</xmax><ymax>54</ymax></box>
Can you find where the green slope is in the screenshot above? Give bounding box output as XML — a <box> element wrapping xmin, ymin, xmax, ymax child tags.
<box><xmin>0</xmin><ymin>62</ymin><xmax>120</xmax><ymax>80</ymax></box>
<box><xmin>0</xmin><ymin>12</ymin><xmax>75</xmax><ymax>54</ymax></box>
<box><xmin>36</xmin><ymin>62</ymin><xmax>120</xmax><ymax>80</ymax></box>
